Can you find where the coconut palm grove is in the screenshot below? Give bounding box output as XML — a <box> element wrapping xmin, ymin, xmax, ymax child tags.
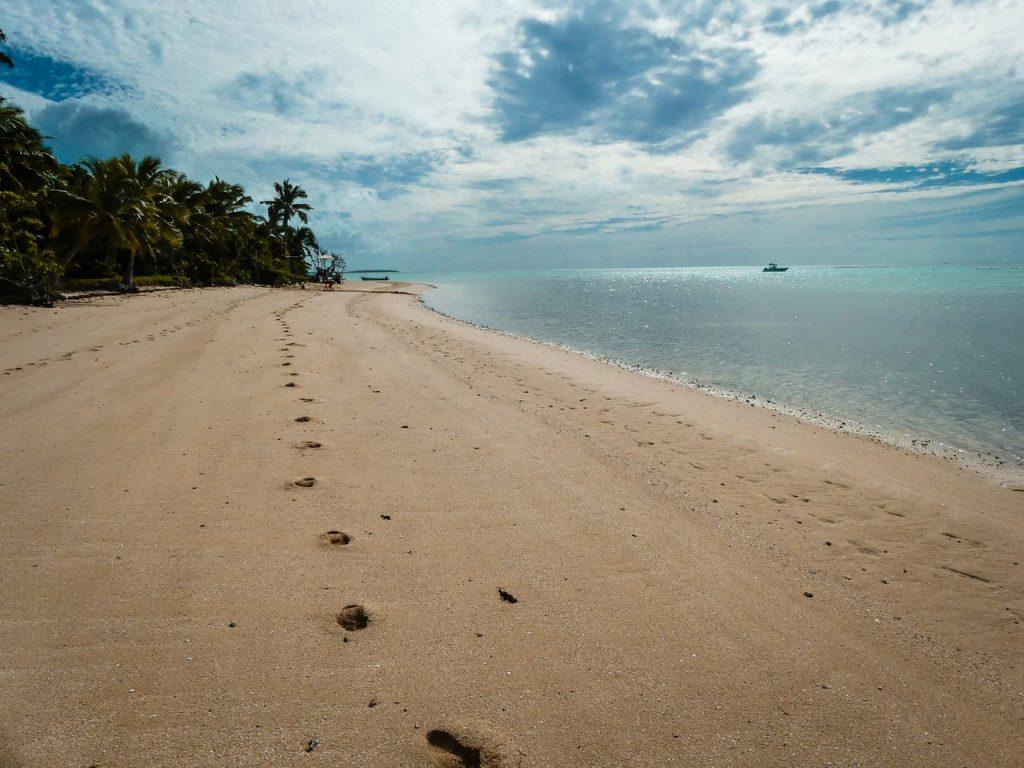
<box><xmin>0</xmin><ymin>36</ymin><xmax>337</xmax><ymax>305</ymax></box>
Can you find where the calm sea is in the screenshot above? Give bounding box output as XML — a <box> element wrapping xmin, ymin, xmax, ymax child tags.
<box><xmin>405</xmin><ymin>266</ymin><xmax>1023</xmax><ymax>473</ymax></box>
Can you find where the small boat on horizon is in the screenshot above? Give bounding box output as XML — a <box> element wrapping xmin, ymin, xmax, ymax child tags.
<box><xmin>361</xmin><ymin>275</ymin><xmax>390</xmax><ymax>281</ymax></box>
<box><xmin>763</xmin><ymin>263</ymin><xmax>789</xmax><ymax>272</ymax></box>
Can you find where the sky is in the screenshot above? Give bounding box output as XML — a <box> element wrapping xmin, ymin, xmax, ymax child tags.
<box><xmin>1</xmin><ymin>0</ymin><xmax>1023</xmax><ymax>271</ymax></box>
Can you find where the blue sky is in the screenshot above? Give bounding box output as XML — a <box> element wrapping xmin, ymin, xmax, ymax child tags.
<box><xmin>1</xmin><ymin>0</ymin><xmax>1023</xmax><ymax>269</ymax></box>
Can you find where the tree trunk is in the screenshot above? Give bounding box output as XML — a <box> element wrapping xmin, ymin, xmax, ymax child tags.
<box><xmin>53</xmin><ymin>247</ymin><xmax>79</xmax><ymax>291</ymax></box>
<box><xmin>61</xmin><ymin>247</ymin><xmax>80</xmax><ymax>270</ymax></box>
<box><xmin>124</xmin><ymin>249</ymin><xmax>137</xmax><ymax>292</ymax></box>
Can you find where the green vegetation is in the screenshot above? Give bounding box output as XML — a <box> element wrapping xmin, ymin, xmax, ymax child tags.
<box><xmin>1</xmin><ymin>36</ymin><xmax>342</xmax><ymax>304</ymax></box>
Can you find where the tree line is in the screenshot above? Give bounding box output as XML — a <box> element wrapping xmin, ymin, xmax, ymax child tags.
<box><xmin>1</xmin><ymin>34</ymin><xmax>343</xmax><ymax>305</ymax></box>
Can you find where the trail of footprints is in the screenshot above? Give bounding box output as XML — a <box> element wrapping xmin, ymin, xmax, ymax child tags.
<box><xmin>270</xmin><ymin>301</ymin><xmax>517</xmax><ymax>766</ymax></box>
<box><xmin>3</xmin><ymin>290</ymin><xmax>262</xmax><ymax>375</ymax></box>
<box><xmin>272</xmin><ymin>309</ymin><xmax>369</xmax><ymax>634</ymax></box>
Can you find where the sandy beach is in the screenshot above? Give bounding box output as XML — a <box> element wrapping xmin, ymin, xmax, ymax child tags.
<box><xmin>1</xmin><ymin>284</ymin><xmax>1021</xmax><ymax>767</ymax></box>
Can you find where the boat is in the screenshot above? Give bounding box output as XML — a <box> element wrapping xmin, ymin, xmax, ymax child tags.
<box><xmin>361</xmin><ymin>275</ymin><xmax>390</xmax><ymax>281</ymax></box>
<box><xmin>762</xmin><ymin>263</ymin><xmax>789</xmax><ymax>272</ymax></box>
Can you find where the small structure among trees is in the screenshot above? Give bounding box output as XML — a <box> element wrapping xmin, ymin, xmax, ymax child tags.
<box><xmin>312</xmin><ymin>250</ymin><xmax>346</xmax><ymax>284</ymax></box>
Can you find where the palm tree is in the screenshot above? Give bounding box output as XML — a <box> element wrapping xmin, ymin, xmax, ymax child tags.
<box><xmin>261</xmin><ymin>179</ymin><xmax>311</xmax><ymax>230</ymax></box>
<box><xmin>290</xmin><ymin>225</ymin><xmax>320</xmax><ymax>278</ymax></box>
<box><xmin>203</xmin><ymin>178</ymin><xmax>257</xmax><ymax>278</ymax></box>
<box><xmin>0</xmin><ymin>98</ymin><xmax>61</xmax><ymax>304</ymax></box>
<box><xmin>205</xmin><ymin>177</ymin><xmax>253</xmax><ymax>219</ymax></box>
<box><xmin>48</xmin><ymin>155</ymin><xmax>183</xmax><ymax>290</ymax></box>
<box><xmin>0</xmin><ymin>97</ymin><xmax>58</xmax><ymax>191</ymax></box>
<box><xmin>170</xmin><ymin>176</ymin><xmax>257</xmax><ymax>283</ymax></box>
<box><xmin>248</xmin><ymin>215</ymin><xmax>289</xmax><ymax>281</ymax></box>
<box><xmin>261</xmin><ymin>180</ymin><xmax>315</xmax><ymax>278</ymax></box>
<box><xmin>114</xmin><ymin>155</ymin><xmax>185</xmax><ymax>288</ymax></box>
<box><xmin>156</xmin><ymin>171</ymin><xmax>206</xmax><ymax>275</ymax></box>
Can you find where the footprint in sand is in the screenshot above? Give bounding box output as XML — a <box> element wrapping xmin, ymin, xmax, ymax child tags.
<box><xmin>320</xmin><ymin>530</ymin><xmax>351</xmax><ymax>546</ymax></box>
<box><xmin>294</xmin><ymin>477</ymin><xmax>317</xmax><ymax>488</ymax></box>
<box><xmin>939</xmin><ymin>565</ymin><xmax>991</xmax><ymax>583</ymax></box>
<box><xmin>426</xmin><ymin>726</ymin><xmax>520</xmax><ymax>767</ymax></box>
<box><xmin>940</xmin><ymin>532</ymin><xmax>986</xmax><ymax>548</ymax></box>
<box><xmin>295</xmin><ymin>416</ymin><xmax>312</xmax><ymax>423</ymax></box>
<box><xmin>296</xmin><ymin>440</ymin><xmax>322</xmax><ymax>449</ymax></box>
<box><xmin>337</xmin><ymin>604</ymin><xmax>369</xmax><ymax>631</ymax></box>
<box><xmin>285</xmin><ymin>382</ymin><xmax>297</xmax><ymax>388</ymax></box>
<box><xmin>848</xmin><ymin>539</ymin><xmax>879</xmax><ymax>555</ymax></box>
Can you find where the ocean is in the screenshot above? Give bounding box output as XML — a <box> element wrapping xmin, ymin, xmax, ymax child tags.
<box><xmin>405</xmin><ymin>265</ymin><xmax>1024</xmax><ymax>475</ymax></box>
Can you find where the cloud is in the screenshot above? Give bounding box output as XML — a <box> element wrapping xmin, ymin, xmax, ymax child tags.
<box><xmin>893</xmin><ymin>185</ymin><xmax>1024</xmax><ymax>228</ymax></box>
<box><xmin>761</xmin><ymin>0</ymin><xmax>918</xmax><ymax>36</ymax></box>
<box><xmin>331</xmin><ymin>151</ymin><xmax>444</xmax><ymax>190</ymax></box>
<box><xmin>33</xmin><ymin>99</ymin><xmax>175</xmax><ymax>163</ymax></box>
<box><xmin>762</xmin><ymin>6</ymin><xmax>808</xmax><ymax>36</ymax></box>
<box><xmin>488</xmin><ymin>6</ymin><xmax>758</xmax><ymax>145</ymax></box>
<box><xmin>877</xmin><ymin>0</ymin><xmax>929</xmax><ymax>25</ymax></box>
<box><xmin>466</xmin><ymin>177</ymin><xmax>528</xmax><ymax>191</ymax></box>
<box><xmin>939</xmin><ymin>92</ymin><xmax>1024</xmax><ymax>150</ymax></box>
<box><xmin>2</xmin><ymin>0</ymin><xmax>1023</xmax><ymax>269</ymax></box>
<box><xmin>803</xmin><ymin>160</ymin><xmax>1024</xmax><ymax>189</ymax></box>
<box><xmin>249</xmin><ymin>149</ymin><xmax>446</xmax><ymax>200</ymax></box>
<box><xmin>321</xmin><ymin>150</ymin><xmax>446</xmax><ymax>200</ymax></box>
<box><xmin>810</xmin><ymin>1</ymin><xmax>844</xmax><ymax>21</ymax></box>
<box><xmin>728</xmin><ymin>87</ymin><xmax>951</xmax><ymax>165</ymax></box>
<box><xmin>221</xmin><ymin>69</ymin><xmax>327</xmax><ymax>116</ymax></box>
<box><xmin>318</xmin><ymin>223</ymin><xmax>383</xmax><ymax>258</ymax></box>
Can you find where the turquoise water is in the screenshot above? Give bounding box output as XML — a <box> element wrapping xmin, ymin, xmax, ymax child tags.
<box><xmin>406</xmin><ymin>265</ymin><xmax>1023</xmax><ymax>471</ymax></box>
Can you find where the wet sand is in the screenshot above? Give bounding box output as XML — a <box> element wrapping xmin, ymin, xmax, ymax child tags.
<box><xmin>1</xmin><ymin>284</ymin><xmax>1021</xmax><ymax>767</ymax></box>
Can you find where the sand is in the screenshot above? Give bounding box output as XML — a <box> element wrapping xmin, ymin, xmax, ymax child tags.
<box><xmin>0</xmin><ymin>284</ymin><xmax>1021</xmax><ymax>767</ymax></box>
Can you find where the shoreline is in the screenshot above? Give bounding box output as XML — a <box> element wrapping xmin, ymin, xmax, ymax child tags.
<box><xmin>2</xmin><ymin>286</ymin><xmax>1021</xmax><ymax>766</ymax></box>
<box><xmin>417</xmin><ymin>288</ymin><xmax>1024</xmax><ymax>486</ymax></box>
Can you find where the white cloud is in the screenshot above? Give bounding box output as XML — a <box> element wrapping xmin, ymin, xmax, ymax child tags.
<box><xmin>1</xmin><ymin>0</ymin><xmax>1022</xmax><ymax>267</ymax></box>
